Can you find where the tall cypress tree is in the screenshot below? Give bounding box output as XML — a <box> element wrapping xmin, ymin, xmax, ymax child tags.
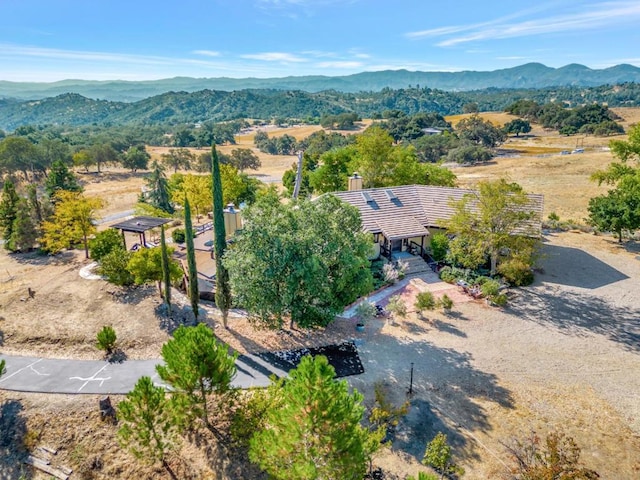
<box><xmin>184</xmin><ymin>197</ymin><xmax>199</xmax><ymax>321</ymax></box>
<box><xmin>211</xmin><ymin>144</ymin><xmax>232</xmax><ymax>328</ymax></box>
<box><xmin>0</xmin><ymin>180</ymin><xmax>20</xmax><ymax>250</ymax></box>
<box><xmin>160</xmin><ymin>225</ymin><xmax>172</xmax><ymax>315</ymax></box>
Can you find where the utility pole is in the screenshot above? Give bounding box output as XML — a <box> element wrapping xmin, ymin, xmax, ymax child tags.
<box><xmin>292</xmin><ymin>150</ymin><xmax>303</xmax><ymax>199</ymax></box>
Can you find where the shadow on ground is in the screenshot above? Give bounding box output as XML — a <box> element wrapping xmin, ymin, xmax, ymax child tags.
<box><xmin>509</xmin><ymin>286</ymin><xmax>640</xmax><ymax>352</ymax></box>
<box><xmin>0</xmin><ymin>399</ymin><xmax>31</xmax><ymax>480</ymax></box>
<box><xmin>155</xmin><ymin>303</ymin><xmax>204</xmax><ymax>334</ymax></box>
<box><xmin>539</xmin><ymin>244</ymin><xmax>629</xmax><ymax>289</ymax></box>
<box><xmin>110</xmin><ymin>284</ymin><xmax>157</xmax><ymax>306</ymax></box>
<box><xmin>355</xmin><ymin>335</ymin><xmax>514</xmax><ymax>465</ymax></box>
<box><xmin>11</xmin><ymin>250</ymin><xmax>77</xmax><ymax>267</ymax></box>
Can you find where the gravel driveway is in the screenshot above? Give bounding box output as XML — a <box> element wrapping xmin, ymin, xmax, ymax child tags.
<box><xmin>348</xmin><ymin>231</ymin><xmax>640</xmax><ymax>479</ymax></box>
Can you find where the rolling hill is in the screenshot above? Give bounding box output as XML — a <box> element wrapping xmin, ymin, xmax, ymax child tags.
<box><xmin>1</xmin><ymin>63</ymin><xmax>640</xmax><ymax>102</ymax></box>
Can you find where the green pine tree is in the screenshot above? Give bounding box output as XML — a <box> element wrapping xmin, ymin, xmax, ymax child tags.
<box><xmin>44</xmin><ymin>160</ymin><xmax>82</xmax><ymax>197</ymax></box>
<box><xmin>248</xmin><ymin>355</ymin><xmax>384</xmax><ymax>480</ymax></box>
<box><xmin>211</xmin><ymin>144</ymin><xmax>232</xmax><ymax>328</ymax></box>
<box><xmin>160</xmin><ymin>225</ymin><xmax>172</xmax><ymax>314</ymax></box>
<box><xmin>146</xmin><ymin>160</ymin><xmax>174</xmax><ymax>214</ymax></box>
<box><xmin>117</xmin><ymin>376</ymin><xmax>178</xmax><ymax>479</ymax></box>
<box><xmin>156</xmin><ymin>324</ymin><xmax>237</xmax><ymax>429</ymax></box>
<box><xmin>184</xmin><ymin>197</ymin><xmax>199</xmax><ymax>321</ymax></box>
<box><xmin>0</xmin><ymin>180</ymin><xmax>20</xmax><ymax>249</ymax></box>
<box><xmin>9</xmin><ymin>198</ymin><xmax>38</xmax><ymax>252</ymax></box>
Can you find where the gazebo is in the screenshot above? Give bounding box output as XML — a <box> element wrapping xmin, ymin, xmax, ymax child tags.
<box><xmin>110</xmin><ymin>216</ymin><xmax>172</xmax><ymax>250</ymax></box>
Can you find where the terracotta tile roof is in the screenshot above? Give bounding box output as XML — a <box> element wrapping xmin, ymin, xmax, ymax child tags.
<box><xmin>330</xmin><ymin>185</ymin><xmax>543</xmax><ymax>238</ymax></box>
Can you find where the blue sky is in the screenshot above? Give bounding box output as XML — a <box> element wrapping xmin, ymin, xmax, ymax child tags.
<box><xmin>1</xmin><ymin>0</ymin><xmax>639</xmax><ymax>82</ymax></box>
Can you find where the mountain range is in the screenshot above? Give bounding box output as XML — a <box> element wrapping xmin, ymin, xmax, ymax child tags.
<box><xmin>1</xmin><ymin>63</ymin><xmax>640</xmax><ymax>102</ymax></box>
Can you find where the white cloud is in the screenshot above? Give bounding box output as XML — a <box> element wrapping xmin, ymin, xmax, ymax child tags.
<box><xmin>423</xmin><ymin>1</ymin><xmax>640</xmax><ymax>47</ymax></box>
<box><xmin>316</xmin><ymin>61</ymin><xmax>363</xmax><ymax>69</ymax></box>
<box><xmin>0</xmin><ymin>43</ymin><xmax>172</xmax><ymax>65</ymax></box>
<box><xmin>241</xmin><ymin>52</ymin><xmax>307</xmax><ymax>62</ymax></box>
<box><xmin>192</xmin><ymin>50</ymin><xmax>221</xmax><ymax>57</ymax></box>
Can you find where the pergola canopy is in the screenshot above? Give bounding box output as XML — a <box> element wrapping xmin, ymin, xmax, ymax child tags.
<box><xmin>110</xmin><ymin>216</ymin><xmax>171</xmax><ymax>233</ymax></box>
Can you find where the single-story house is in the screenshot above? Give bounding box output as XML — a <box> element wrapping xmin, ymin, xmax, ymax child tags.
<box><xmin>330</xmin><ymin>178</ymin><xmax>543</xmax><ymax>261</ymax></box>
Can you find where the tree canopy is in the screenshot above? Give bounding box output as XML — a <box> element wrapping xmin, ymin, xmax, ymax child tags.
<box><xmin>40</xmin><ymin>191</ymin><xmax>104</xmax><ymax>258</ymax></box>
<box><xmin>442</xmin><ymin>179</ymin><xmax>540</xmax><ymax>276</ymax></box>
<box><xmin>223</xmin><ymin>192</ymin><xmax>374</xmax><ymax>329</ymax></box>
<box><xmin>156</xmin><ymin>324</ymin><xmax>237</xmax><ymax>428</ymax></box>
<box><xmin>248</xmin><ymin>355</ymin><xmax>383</xmax><ymax>480</ymax></box>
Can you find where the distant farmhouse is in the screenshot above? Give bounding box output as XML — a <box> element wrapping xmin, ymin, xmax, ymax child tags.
<box><xmin>331</xmin><ymin>174</ymin><xmax>543</xmax><ymax>272</ymax></box>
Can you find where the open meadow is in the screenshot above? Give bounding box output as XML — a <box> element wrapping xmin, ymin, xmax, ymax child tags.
<box><xmin>1</xmin><ymin>112</ymin><xmax>640</xmax><ymax>478</ymax></box>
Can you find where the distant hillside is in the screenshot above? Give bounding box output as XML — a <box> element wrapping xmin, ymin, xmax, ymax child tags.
<box><xmin>1</xmin><ymin>83</ymin><xmax>640</xmax><ymax>131</ymax></box>
<box><xmin>1</xmin><ymin>63</ymin><xmax>640</xmax><ymax>102</ymax></box>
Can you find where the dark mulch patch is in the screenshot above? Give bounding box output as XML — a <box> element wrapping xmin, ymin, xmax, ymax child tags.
<box><xmin>257</xmin><ymin>341</ymin><xmax>365</xmax><ymax>378</ymax></box>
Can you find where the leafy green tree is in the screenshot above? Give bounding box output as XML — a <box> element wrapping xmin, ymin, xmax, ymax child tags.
<box><xmin>588</xmin><ymin>124</ymin><xmax>640</xmax><ymax>242</ymax></box>
<box><xmin>8</xmin><ymin>198</ymin><xmax>38</xmax><ymax>252</ymax></box>
<box><xmin>0</xmin><ymin>136</ymin><xmax>41</xmax><ymax>179</ymax></box>
<box><xmin>161</xmin><ymin>148</ymin><xmax>195</xmax><ymax>173</ymax></box>
<box><xmin>88</xmin><ymin>143</ymin><xmax>119</xmax><ymax>173</ymax></box>
<box><xmin>89</xmin><ymin>228</ymin><xmax>124</xmax><ymax>260</ymax></box>
<box><xmin>39</xmin><ymin>138</ymin><xmax>72</xmax><ymax>170</ymax></box>
<box><xmin>430</xmin><ymin>233</ymin><xmax>449</xmax><ymax>261</ymax></box>
<box><xmin>588</xmin><ymin>176</ymin><xmax>640</xmax><ymax>242</ymax></box>
<box><xmin>72</xmin><ymin>149</ymin><xmax>94</xmax><ymax>171</ymax></box>
<box><xmin>170</xmin><ymin>174</ymin><xmax>210</xmax><ymax>219</ymax></box>
<box><xmin>156</xmin><ymin>324</ymin><xmax>237</xmax><ymax>429</ymax></box>
<box><xmin>446</xmin><ymin>144</ymin><xmax>493</xmax><ymax>165</ymax></box>
<box><xmin>443</xmin><ymin>179</ymin><xmax>540</xmax><ymax>276</ymax></box>
<box><xmin>224</xmin><ymin>193</ymin><xmax>373</xmax><ymax>329</ymax></box>
<box><xmin>184</xmin><ymin>197</ymin><xmax>199</xmax><ymax>320</ymax></box>
<box><xmin>503</xmin><ymin>431</ymin><xmax>599</xmax><ymax>480</ymax></box>
<box><xmin>173</xmin><ymin>128</ymin><xmax>194</xmax><ymax>147</ymax></box>
<box><xmin>414</xmin><ymin>133</ymin><xmax>460</xmax><ymax>163</ymax></box>
<box><xmin>455</xmin><ymin>114</ymin><xmax>506</xmax><ymax>148</ymax></box>
<box><xmin>211</xmin><ymin>144</ymin><xmax>232</xmax><ymax>329</ymax></box>
<box><xmin>98</xmin><ymin>249</ymin><xmax>134</xmax><ymax>286</ymax></box>
<box><xmin>145</xmin><ymin>161</ymin><xmax>174</xmax><ymax>214</ymax></box>
<box><xmin>40</xmin><ymin>191</ymin><xmax>104</xmax><ymax>258</ymax></box>
<box><xmin>0</xmin><ymin>180</ymin><xmax>20</xmax><ymax>250</ymax></box>
<box><xmin>160</xmin><ymin>225</ymin><xmax>172</xmax><ymax>313</ymax></box>
<box><xmin>229</xmin><ymin>148</ymin><xmax>261</xmax><ymax>172</ymax></box>
<box><xmin>122</xmin><ymin>145</ymin><xmax>151</xmax><ymax>172</ymax></box>
<box><xmin>45</xmin><ymin>160</ymin><xmax>82</xmax><ymax>197</ymax></box>
<box><xmin>0</xmin><ymin>359</ymin><xmax>5</xmax><ymax>378</ymax></box>
<box><xmin>353</xmin><ymin>125</ymin><xmax>395</xmax><ymax>188</ymax></box>
<box><xmin>117</xmin><ymin>376</ymin><xmax>179</xmax><ymax>479</ymax></box>
<box><xmin>127</xmin><ymin>246</ymin><xmax>182</xmax><ymax>292</ymax></box>
<box><xmin>248</xmin><ymin>355</ymin><xmax>384</xmax><ymax>480</ymax></box>
<box><xmin>609</xmin><ymin>123</ymin><xmax>640</xmax><ymax>162</ymax></box>
<box><xmin>309</xmin><ymin>147</ymin><xmax>354</xmax><ymax>193</ymax></box>
<box><xmin>423</xmin><ymin>432</ymin><xmax>464</xmax><ymax>479</ymax></box>
<box><xmin>504</xmin><ymin>118</ymin><xmax>532</xmax><ymax>137</ymax></box>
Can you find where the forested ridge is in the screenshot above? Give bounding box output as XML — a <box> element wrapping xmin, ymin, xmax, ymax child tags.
<box><xmin>1</xmin><ymin>82</ymin><xmax>640</xmax><ymax>131</ymax></box>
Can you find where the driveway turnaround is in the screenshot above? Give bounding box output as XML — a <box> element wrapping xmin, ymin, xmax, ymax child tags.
<box><xmin>0</xmin><ymin>352</ymin><xmax>286</xmax><ymax>395</ymax></box>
